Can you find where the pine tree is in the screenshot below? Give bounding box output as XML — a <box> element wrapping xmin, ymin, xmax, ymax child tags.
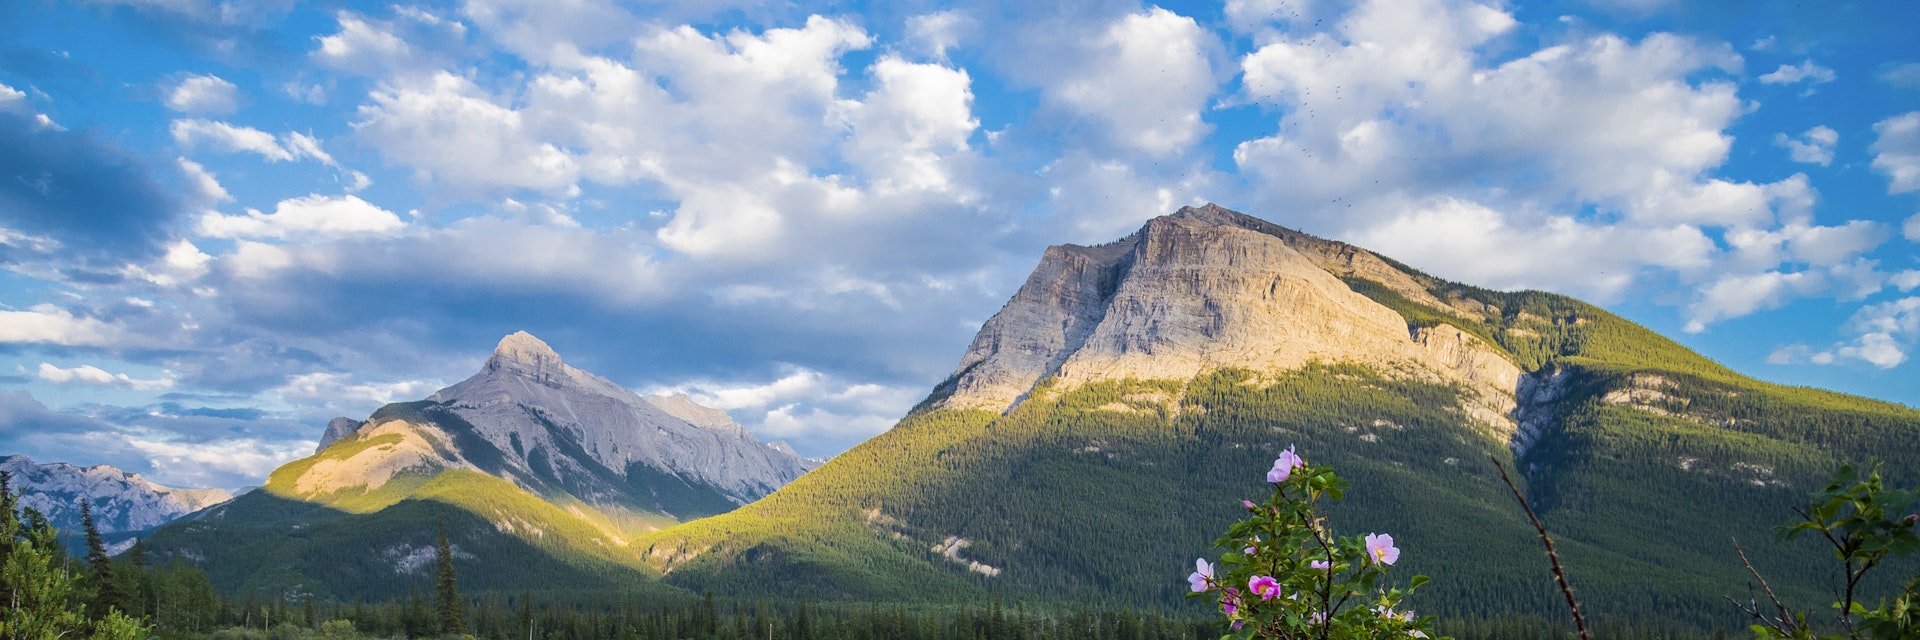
<box><xmin>435</xmin><ymin>520</ymin><xmax>466</xmax><ymax>636</ymax></box>
<box><xmin>80</xmin><ymin>499</ymin><xmax>126</xmax><ymax>615</ymax></box>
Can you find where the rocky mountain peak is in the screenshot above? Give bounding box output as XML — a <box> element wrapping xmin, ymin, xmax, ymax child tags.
<box><xmin>488</xmin><ymin>331</ymin><xmax>564</xmax><ymax>373</ymax></box>
<box><xmin>928</xmin><ymin>204</ymin><xmax>1523</xmax><ymax>439</ymax></box>
<box><xmin>1168</xmin><ymin>202</ymin><xmax>1245</xmax><ymax>226</ymax></box>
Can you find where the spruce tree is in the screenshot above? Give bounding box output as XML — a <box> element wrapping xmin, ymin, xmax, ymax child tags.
<box><xmin>435</xmin><ymin>520</ymin><xmax>466</xmax><ymax>635</ymax></box>
<box><xmin>81</xmin><ymin>498</ymin><xmax>126</xmax><ymax>614</ymax></box>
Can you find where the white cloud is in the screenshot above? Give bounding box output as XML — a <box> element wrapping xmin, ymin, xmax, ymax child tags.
<box><xmin>354</xmin><ymin>72</ymin><xmax>578</xmax><ymax>193</ymax></box>
<box><xmin>459</xmin><ymin>0</ymin><xmax>637</xmax><ymax>66</ymax></box>
<box><xmin>1047</xmin><ymin>8</ymin><xmax>1217</xmax><ymax>156</ymax></box>
<box><xmin>177</xmin><ymin>157</ymin><xmax>230</xmax><ymax>203</ymax></box>
<box><xmin>354</xmin><ymin>15</ymin><xmax>992</xmax><ymax>268</ymax></box>
<box><xmin>1872</xmin><ymin>112</ymin><xmax>1920</xmax><ymax>193</ymax></box>
<box><xmin>1905</xmin><ymin>212</ymin><xmax>1920</xmax><ymax>241</ymax></box>
<box><xmin>312</xmin><ymin>8</ymin><xmax>466</xmax><ymax>77</ymax></box>
<box><xmin>1892</xmin><ymin>270</ymin><xmax>1920</xmax><ymax>292</ymax></box>
<box><xmin>1237</xmin><ymin>2</ymin><xmax>1753</xmax><ymax>227</ymax></box>
<box><xmin>216</xmin><ymin>214</ymin><xmax>668</xmax><ymax>308</ymax></box>
<box><xmin>645</xmin><ymin>365</ymin><xmax>922</xmax><ymax>454</ymax></box>
<box><xmin>37</xmin><ymin>363</ymin><xmax>174</xmax><ymax>391</ymax></box>
<box><xmin>127</xmin><ymin>239</ymin><xmax>213</xmax><ymax>286</ymax></box>
<box><xmin>1</xmin><ymin>82</ymin><xmax>61</xmax><ymax>130</ymax></box>
<box><xmin>276</xmin><ymin>372</ymin><xmax>441</xmax><ymax>413</ymax></box>
<box><xmin>198</xmin><ymin>194</ymin><xmax>406</xmax><ymax>240</ymax></box>
<box><xmin>0</xmin><ymin>82</ymin><xmax>26</xmax><ymax>114</ymax></box>
<box><xmin>116</xmin><ymin>434</ymin><xmax>311</xmax><ymax>489</ymax></box>
<box><xmin>1758</xmin><ymin>59</ymin><xmax>1836</xmax><ymax>86</ymax></box>
<box><xmin>907</xmin><ymin>10</ymin><xmax>972</xmax><ymax>60</ymax></box>
<box><xmin>1351</xmin><ymin>196</ymin><xmax>1714</xmax><ymax>301</ymax></box>
<box><xmin>170</xmin><ymin>119</ymin><xmax>335</xmax><ymax>165</ymax></box>
<box><xmin>1725</xmin><ymin>218</ymin><xmax>1888</xmax><ymax>270</ymax></box>
<box><xmin>841</xmin><ymin>57</ymin><xmax>978</xmax><ymax>196</ymax></box>
<box><xmin>1684</xmin><ymin>271</ymin><xmax>1825</xmax><ymax>332</ymax></box>
<box><xmin>163</xmin><ymin>74</ymin><xmax>240</xmax><ymax>114</ymax></box>
<box><xmin>1774</xmin><ymin>125</ymin><xmax>1838</xmax><ymax>166</ymax></box>
<box><xmin>1883</xmin><ymin>62</ymin><xmax>1920</xmax><ymax>89</ymax></box>
<box><xmin>313</xmin><ymin>11</ymin><xmax>411</xmax><ymax>73</ymax></box>
<box><xmin>0</xmin><ymin>305</ymin><xmax>123</xmax><ymax>346</ymax></box>
<box><xmin>1804</xmin><ymin>297</ymin><xmax>1920</xmax><ymax>369</ymax></box>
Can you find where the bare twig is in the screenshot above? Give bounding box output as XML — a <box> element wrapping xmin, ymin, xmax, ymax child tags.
<box><xmin>1492</xmin><ymin>457</ymin><xmax>1590</xmax><ymax>640</ymax></box>
<box><xmin>1734</xmin><ymin>538</ymin><xmax>1797</xmax><ymax>634</ymax></box>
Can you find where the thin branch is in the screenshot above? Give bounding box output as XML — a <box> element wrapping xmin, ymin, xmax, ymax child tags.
<box><xmin>1492</xmin><ymin>457</ymin><xmax>1590</xmax><ymax>640</ymax></box>
<box><xmin>1725</xmin><ymin>595</ymin><xmax>1794</xmax><ymax>638</ymax></box>
<box><xmin>1734</xmin><ymin>538</ymin><xmax>1796</xmax><ymax>634</ymax></box>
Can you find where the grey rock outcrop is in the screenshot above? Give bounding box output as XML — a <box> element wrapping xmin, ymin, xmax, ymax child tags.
<box><xmin>0</xmin><ymin>455</ymin><xmax>231</xmax><ymax>534</ymax></box>
<box><xmin>316</xmin><ymin>417</ymin><xmax>365</xmax><ymax>452</ymax></box>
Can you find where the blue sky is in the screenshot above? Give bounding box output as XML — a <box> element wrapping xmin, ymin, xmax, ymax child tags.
<box><xmin>0</xmin><ymin>0</ymin><xmax>1915</xmax><ymax>490</ymax></box>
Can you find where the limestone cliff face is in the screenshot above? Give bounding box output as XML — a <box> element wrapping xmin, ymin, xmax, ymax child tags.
<box><xmin>931</xmin><ymin>204</ymin><xmax>1523</xmax><ymax>436</ymax></box>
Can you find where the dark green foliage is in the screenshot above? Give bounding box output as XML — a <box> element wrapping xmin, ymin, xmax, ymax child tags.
<box><xmin>82</xmin><ymin>498</ymin><xmax>128</xmax><ymax>615</ymax></box>
<box><xmin>435</xmin><ymin>520</ymin><xmax>465</xmax><ymax>635</ymax></box>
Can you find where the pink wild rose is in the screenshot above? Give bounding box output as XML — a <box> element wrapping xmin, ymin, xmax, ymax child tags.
<box><xmin>1365</xmin><ymin>533</ymin><xmax>1400</xmax><ymax>565</ymax></box>
<box><xmin>1267</xmin><ymin>446</ymin><xmax>1305</xmax><ymax>483</ymax></box>
<box><xmin>1248</xmin><ymin>575</ymin><xmax>1281</xmax><ymax>600</ymax></box>
<box><xmin>1189</xmin><ymin>558</ymin><xmax>1214</xmax><ymax>593</ymax></box>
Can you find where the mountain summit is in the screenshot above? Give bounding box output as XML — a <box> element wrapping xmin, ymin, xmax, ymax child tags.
<box><xmin>931</xmin><ymin>203</ymin><xmax>1519</xmax><ymax>433</ymax></box>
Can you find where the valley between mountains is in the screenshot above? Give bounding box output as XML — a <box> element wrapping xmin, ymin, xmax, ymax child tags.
<box><xmin>107</xmin><ymin>204</ymin><xmax>1920</xmax><ymax>631</ymax></box>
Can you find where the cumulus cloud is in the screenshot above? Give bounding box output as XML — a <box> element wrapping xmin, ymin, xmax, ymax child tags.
<box><xmin>0</xmin><ymin>305</ymin><xmax>124</xmax><ymax>346</ymax></box>
<box><xmin>163</xmin><ymin>74</ymin><xmax>240</xmax><ymax>114</ymax></box>
<box><xmin>1236</xmin><ymin>0</ymin><xmax>1753</xmax><ymax>226</ymax></box>
<box><xmin>354</xmin><ymin>72</ymin><xmax>577</xmax><ymax>193</ymax></box>
<box><xmin>645</xmin><ymin>365</ymin><xmax>922</xmax><ymax>456</ymax></box>
<box><xmin>170</xmin><ymin>118</ymin><xmax>335</xmax><ymax>165</ymax></box>
<box><xmin>1779</xmin><ymin>298</ymin><xmax>1920</xmax><ymax>369</ymax></box>
<box><xmin>197</xmin><ymin>194</ymin><xmax>406</xmax><ymax>240</ymax></box>
<box><xmin>124</xmin><ymin>239</ymin><xmax>213</xmax><ymax>287</ymax></box>
<box><xmin>1775</xmin><ymin>126</ymin><xmax>1838</xmax><ymax>166</ymax></box>
<box><xmin>1872</xmin><ymin>112</ymin><xmax>1920</xmax><ymax>193</ymax></box>
<box><xmin>907</xmin><ymin>10</ymin><xmax>973</xmax><ymax>60</ymax></box>
<box><xmin>275</xmin><ymin>372</ymin><xmax>441</xmax><ymax>417</ymax></box>
<box><xmin>37</xmin><ymin>362</ymin><xmax>174</xmax><ymax>390</ymax></box>
<box><xmin>1684</xmin><ymin>271</ymin><xmax>1827</xmax><ymax>332</ymax></box>
<box><xmin>1043</xmin><ymin>8</ymin><xmax>1218</xmax><ymax>156</ymax></box>
<box><xmin>1906</xmin><ymin>213</ymin><xmax>1920</xmax><ymax>241</ymax></box>
<box><xmin>1352</xmin><ymin>196</ymin><xmax>1714</xmax><ymax>301</ymax></box>
<box><xmin>355</xmin><ymin>15</ymin><xmax>995</xmax><ymax>268</ymax></box>
<box><xmin>1758</xmin><ymin>59</ymin><xmax>1836</xmax><ymax>86</ymax></box>
<box><xmin>176</xmin><ymin>157</ymin><xmax>230</xmax><ymax>203</ymax></box>
<box><xmin>311</xmin><ymin>7</ymin><xmax>467</xmax><ymax>77</ymax></box>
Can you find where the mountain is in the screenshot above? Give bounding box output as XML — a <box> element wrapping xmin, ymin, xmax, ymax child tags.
<box><xmin>634</xmin><ymin>204</ymin><xmax>1920</xmax><ymax>628</ymax></box>
<box><xmin>142</xmin><ymin>331</ymin><xmax>812</xmax><ymax>598</ymax></box>
<box><xmin>0</xmin><ymin>455</ymin><xmax>230</xmax><ymax>542</ymax></box>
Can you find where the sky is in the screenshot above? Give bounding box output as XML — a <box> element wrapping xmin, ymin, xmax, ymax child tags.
<box><xmin>0</xmin><ymin>0</ymin><xmax>1915</xmax><ymax>491</ymax></box>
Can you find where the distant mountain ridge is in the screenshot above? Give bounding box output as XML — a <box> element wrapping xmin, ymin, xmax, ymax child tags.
<box><xmin>0</xmin><ymin>455</ymin><xmax>230</xmax><ymax>535</ymax></box>
<box><xmin>143</xmin><ymin>331</ymin><xmax>814</xmax><ymax>597</ymax></box>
